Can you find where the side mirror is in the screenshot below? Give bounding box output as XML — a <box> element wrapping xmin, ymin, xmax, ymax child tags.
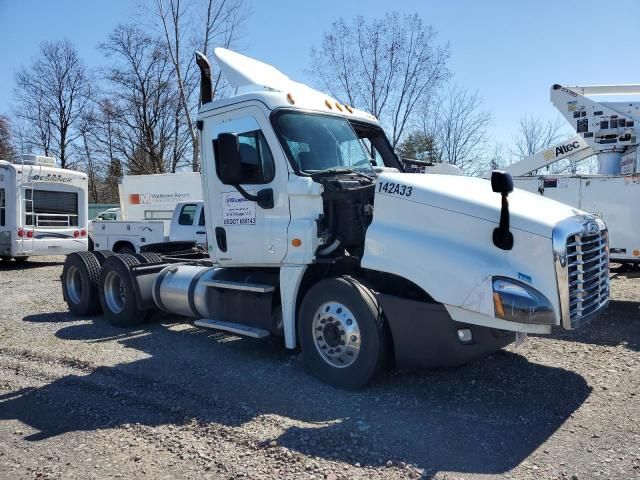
<box><xmin>491</xmin><ymin>170</ymin><xmax>514</xmax><ymax>194</ymax></box>
<box><xmin>490</xmin><ymin>170</ymin><xmax>514</xmax><ymax>251</ymax></box>
<box><xmin>217</xmin><ymin>133</ymin><xmax>244</xmax><ymax>185</ymax></box>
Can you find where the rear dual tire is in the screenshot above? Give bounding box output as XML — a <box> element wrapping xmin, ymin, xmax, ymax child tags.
<box><xmin>98</xmin><ymin>254</ymin><xmax>148</xmax><ymax>327</ymax></box>
<box><xmin>62</xmin><ymin>252</ymin><xmax>102</xmax><ymax>315</ymax></box>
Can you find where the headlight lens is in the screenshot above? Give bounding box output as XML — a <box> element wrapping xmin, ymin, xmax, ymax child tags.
<box><xmin>492</xmin><ymin>277</ymin><xmax>555</xmax><ymax>325</ymax></box>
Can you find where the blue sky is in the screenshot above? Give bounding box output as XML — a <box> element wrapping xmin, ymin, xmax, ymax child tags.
<box><xmin>1</xmin><ymin>0</ymin><xmax>639</xmax><ymax>149</ymax></box>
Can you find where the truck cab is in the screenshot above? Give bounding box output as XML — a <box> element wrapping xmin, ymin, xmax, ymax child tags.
<box><xmin>62</xmin><ymin>48</ymin><xmax>610</xmax><ymax>389</ymax></box>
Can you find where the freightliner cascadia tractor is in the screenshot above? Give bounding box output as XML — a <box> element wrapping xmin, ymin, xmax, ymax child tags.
<box><xmin>61</xmin><ymin>48</ymin><xmax>609</xmax><ymax>389</ymax></box>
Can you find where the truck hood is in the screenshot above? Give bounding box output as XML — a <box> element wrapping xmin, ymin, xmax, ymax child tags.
<box><xmin>378</xmin><ymin>172</ymin><xmax>583</xmax><ymax>238</ymax></box>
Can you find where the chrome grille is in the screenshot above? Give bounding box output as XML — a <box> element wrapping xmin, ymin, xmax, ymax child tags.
<box><xmin>565</xmin><ymin>227</ymin><xmax>609</xmax><ymax>327</ymax></box>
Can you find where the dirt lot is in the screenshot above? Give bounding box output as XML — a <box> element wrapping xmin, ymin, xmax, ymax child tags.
<box><xmin>0</xmin><ymin>256</ymin><xmax>638</xmax><ymax>480</ymax></box>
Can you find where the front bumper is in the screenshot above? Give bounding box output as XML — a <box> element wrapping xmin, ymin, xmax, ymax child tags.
<box><xmin>376</xmin><ymin>293</ymin><xmax>516</xmax><ymax>370</ymax></box>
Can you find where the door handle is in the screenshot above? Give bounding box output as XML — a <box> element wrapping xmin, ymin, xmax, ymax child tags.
<box><xmin>196</xmin><ymin>231</ymin><xmax>206</xmax><ymax>234</ymax></box>
<box><xmin>215</xmin><ymin>227</ymin><xmax>227</xmax><ymax>252</ymax></box>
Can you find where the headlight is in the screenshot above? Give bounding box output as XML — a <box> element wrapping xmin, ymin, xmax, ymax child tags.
<box><xmin>492</xmin><ymin>277</ymin><xmax>555</xmax><ymax>325</ymax></box>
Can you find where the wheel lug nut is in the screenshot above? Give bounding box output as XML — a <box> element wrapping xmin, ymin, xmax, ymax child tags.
<box><xmin>346</xmin><ymin>319</ymin><xmax>353</xmax><ymax>326</ymax></box>
<box><xmin>350</xmin><ymin>335</ymin><xmax>357</xmax><ymax>342</ymax></box>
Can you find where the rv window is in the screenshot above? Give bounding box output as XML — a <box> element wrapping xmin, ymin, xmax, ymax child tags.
<box><xmin>198</xmin><ymin>209</ymin><xmax>205</xmax><ymax>226</ymax></box>
<box><xmin>29</xmin><ymin>190</ymin><xmax>79</xmax><ymax>227</ymax></box>
<box><xmin>0</xmin><ymin>189</ymin><xmax>4</xmax><ymax>227</ymax></box>
<box><xmin>178</xmin><ymin>204</ymin><xmax>198</xmax><ymax>225</ymax></box>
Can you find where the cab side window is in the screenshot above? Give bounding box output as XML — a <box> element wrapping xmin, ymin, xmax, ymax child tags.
<box><xmin>212</xmin><ymin>116</ymin><xmax>275</xmax><ymax>185</ymax></box>
<box><xmin>178</xmin><ymin>204</ymin><xmax>198</xmax><ymax>225</ymax></box>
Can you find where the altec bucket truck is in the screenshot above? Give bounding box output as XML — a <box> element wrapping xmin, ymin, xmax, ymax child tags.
<box><xmin>508</xmin><ymin>84</ymin><xmax>640</xmax><ymax>263</ymax></box>
<box><xmin>59</xmin><ymin>49</ymin><xmax>609</xmax><ymax>389</ymax></box>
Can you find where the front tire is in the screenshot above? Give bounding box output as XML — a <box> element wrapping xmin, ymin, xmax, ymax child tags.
<box><xmin>13</xmin><ymin>257</ymin><xmax>28</xmax><ymax>263</ymax></box>
<box><xmin>299</xmin><ymin>276</ymin><xmax>387</xmax><ymax>389</ymax></box>
<box><xmin>98</xmin><ymin>254</ymin><xmax>148</xmax><ymax>327</ymax></box>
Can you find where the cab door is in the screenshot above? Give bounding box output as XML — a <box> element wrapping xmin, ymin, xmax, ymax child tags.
<box><xmin>201</xmin><ymin>105</ymin><xmax>290</xmax><ymax>266</ymax></box>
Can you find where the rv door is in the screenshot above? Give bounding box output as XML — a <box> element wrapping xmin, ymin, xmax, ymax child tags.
<box><xmin>21</xmin><ymin>187</ymin><xmax>34</xmax><ymax>251</ymax></box>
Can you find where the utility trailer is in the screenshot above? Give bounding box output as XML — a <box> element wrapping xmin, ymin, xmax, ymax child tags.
<box><xmin>0</xmin><ymin>155</ymin><xmax>88</xmax><ymax>262</ymax></box>
<box><xmin>61</xmin><ymin>48</ymin><xmax>609</xmax><ymax>389</ymax></box>
<box><xmin>117</xmin><ymin>172</ymin><xmax>202</xmax><ymax>222</ymax></box>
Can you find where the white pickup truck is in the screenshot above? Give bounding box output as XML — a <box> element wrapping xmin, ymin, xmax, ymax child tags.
<box><xmin>90</xmin><ymin>201</ymin><xmax>207</xmax><ymax>254</ymax></box>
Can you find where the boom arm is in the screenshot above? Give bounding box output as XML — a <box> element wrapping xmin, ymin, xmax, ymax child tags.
<box><xmin>504</xmin><ymin>135</ymin><xmax>594</xmax><ymax>176</ymax></box>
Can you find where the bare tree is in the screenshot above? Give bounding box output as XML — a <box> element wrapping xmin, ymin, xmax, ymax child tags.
<box><xmin>99</xmin><ymin>25</ymin><xmax>181</xmax><ymax>174</ymax></box>
<box><xmin>150</xmin><ymin>0</ymin><xmax>249</xmax><ymax>171</ymax></box>
<box><xmin>486</xmin><ymin>141</ymin><xmax>508</xmax><ymax>171</ymax></box>
<box><xmin>0</xmin><ymin>115</ymin><xmax>15</xmax><ymax>160</ymax></box>
<box><xmin>309</xmin><ymin>12</ymin><xmax>450</xmax><ymax>147</ymax></box>
<box><xmin>512</xmin><ymin>115</ymin><xmax>574</xmax><ymax>174</ymax></box>
<box><xmin>513</xmin><ymin>115</ymin><xmax>565</xmax><ymax>159</ymax></box>
<box><xmin>421</xmin><ymin>84</ymin><xmax>493</xmax><ymax>173</ymax></box>
<box><xmin>14</xmin><ymin>40</ymin><xmax>92</xmax><ymax>168</ymax></box>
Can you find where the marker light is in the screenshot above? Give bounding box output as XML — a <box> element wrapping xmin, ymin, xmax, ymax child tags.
<box><xmin>286</xmin><ymin>92</ymin><xmax>295</xmax><ymax>104</ymax></box>
<box><xmin>17</xmin><ymin>229</ymin><xmax>25</xmax><ymax>238</ymax></box>
<box><xmin>26</xmin><ymin>230</ymin><xmax>33</xmax><ymax>238</ymax></box>
<box><xmin>334</xmin><ymin>102</ymin><xmax>343</xmax><ymax>112</ymax></box>
<box><xmin>324</xmin><ymin>99</ymin><xmax>333</xmax><ymax>109</ymax></box>
<box><xmin>457</xmin><ymin>329</ymin><xmax>473</xmax><ymax>343</ymax></box>
<box><xmin>73</xmin><ymin>230</ymin><xmax>80</xmax><ymax>238</ymax></box>
<box><xmin>80</xmin><ymin>229</ymin><xmax>87</xmax><ymax>237</ymax></box>
<box><xmin>291</xmin><ymin>238</ymin><xmax>302</xmax><ymax>247</ymax></box>
<box><xmin>345</xmin><ymin>105</ymin><xmax>353</xmax><ymax>113</ymax></box>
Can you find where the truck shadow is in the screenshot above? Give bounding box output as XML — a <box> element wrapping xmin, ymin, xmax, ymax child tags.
<box><xmin>3</xmin><ymin>311</ymin><xmax>591</xmax><ymax>478</ymax></box>
<box><xmin>0</xmin><ymin>259</ymin><xmax>64</xmax><ymax>271</ymax></box>
<box><xmin>547</xmin><ymin>298</ymin><xmax>640</xmax><ymax>352</ymax></box>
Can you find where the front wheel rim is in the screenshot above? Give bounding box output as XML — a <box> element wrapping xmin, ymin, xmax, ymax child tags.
<box><xmin>312</xmin><ymin>301</ymin><xmax>361</xmax><ymax>368</ymax></box>
<box><xmin>66</xmin><ymin>265</ymin><xmax>83</xmax><ymax>304</ymax></box>
<box><xmin>104</xmin><ymin>271</ymin><xmax>126</xmax><ymax>314</ymax></box>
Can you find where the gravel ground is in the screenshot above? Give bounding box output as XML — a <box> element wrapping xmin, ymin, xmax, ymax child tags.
<box><xmin>0</xmin><ymin>256</ymin><xmax>638</xmax><ymax>480</ymax></box>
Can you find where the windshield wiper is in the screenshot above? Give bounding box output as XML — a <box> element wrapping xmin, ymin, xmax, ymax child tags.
<box><xmin>310</xmin><ymin>167</ymin><xmax>375</xmax><ymax>181</ymax></box>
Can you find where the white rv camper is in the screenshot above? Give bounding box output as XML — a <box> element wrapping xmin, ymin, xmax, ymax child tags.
<box><xmin>0</xmin><ymin>155</ymin><xmax>88</xmax><ymax>262</ymax></box>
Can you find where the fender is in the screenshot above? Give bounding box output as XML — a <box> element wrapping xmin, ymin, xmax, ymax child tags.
<box><xmin>361</xmin><ymin>193</ymin><xmax>560</xmax><ymax>333</ymax></box>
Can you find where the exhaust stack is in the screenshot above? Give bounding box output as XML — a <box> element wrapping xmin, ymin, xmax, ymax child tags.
<box><xmin>195</xmin><ymin>51</ymin><xmax>213</xmax><ymax>104</ymax></box>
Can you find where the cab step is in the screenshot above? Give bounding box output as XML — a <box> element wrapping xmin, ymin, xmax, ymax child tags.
<box><xmin>194</xmin><ymin>319</ymin><xmax>270</xmax><ymax>338</ymax></box>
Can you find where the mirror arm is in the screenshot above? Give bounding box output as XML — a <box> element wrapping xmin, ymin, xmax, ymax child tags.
<box><xmin>233</xmin><ymin>185</ymin><xmax>274</xmax><ymax>209</ymax></box>
<box><xmin>493</xmin><ymin>193</ymin><xmax>514</xmax><ymax>250</ymax></box>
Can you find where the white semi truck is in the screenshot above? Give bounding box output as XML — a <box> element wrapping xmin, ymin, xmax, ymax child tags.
<box><xmin>60</xmin><ymin>48</ymin><xmax>609</xmax><ymax>389</ymax></box>
<box><xmin>0</xmin><ymin>155</ymin><xmax>88</xmax><ymax>262</ymax></box>
<box><xmin>508</xmin><ymin>84</ymin><xmax>640</xmax><ymax>263</ymax></box>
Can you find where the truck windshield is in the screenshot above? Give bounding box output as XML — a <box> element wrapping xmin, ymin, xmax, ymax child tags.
<box><xmin>274</xmin><ymin>112</ymin><xmax>374</xmax><ymax>173</ymax></box>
